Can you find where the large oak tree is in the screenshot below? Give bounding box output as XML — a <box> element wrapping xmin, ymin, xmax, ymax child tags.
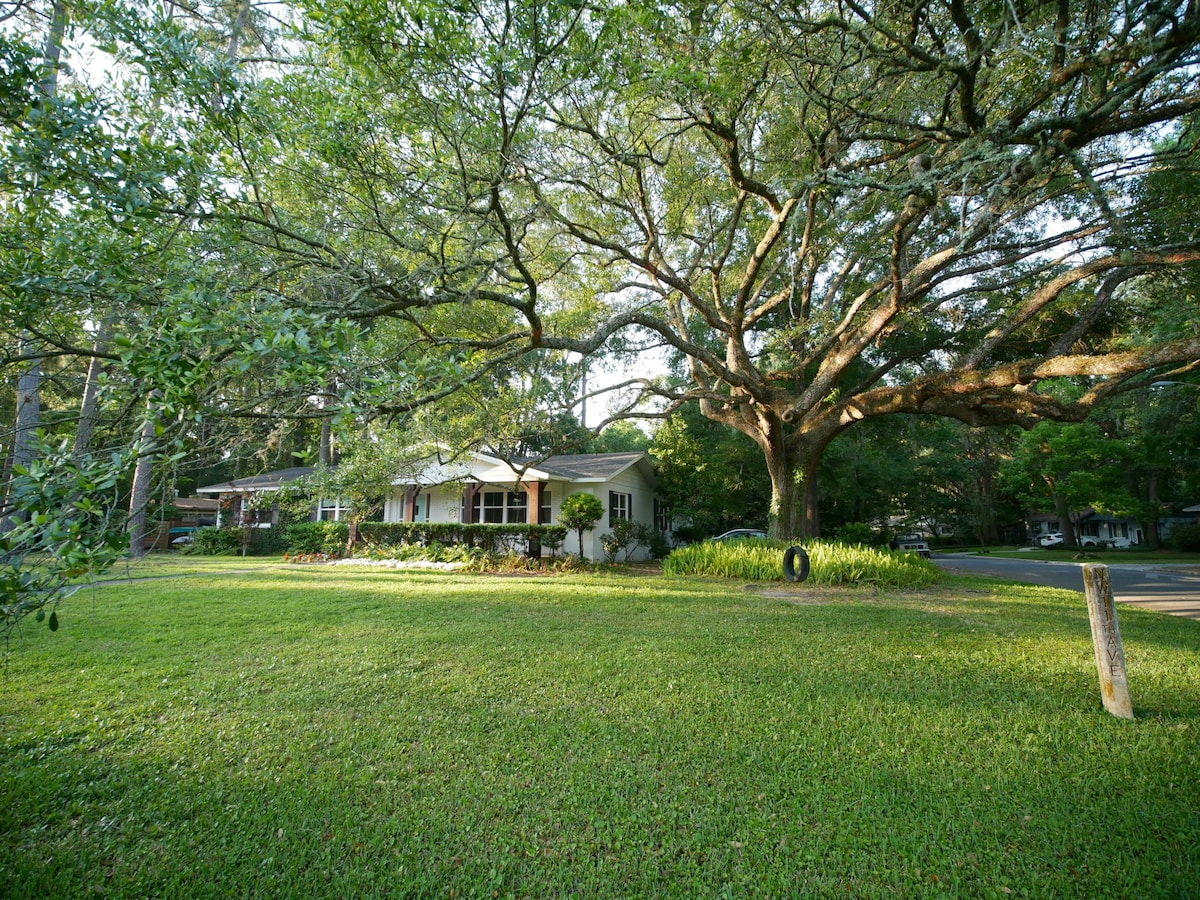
<box><xmin>227</xmin><ymin>0</ymin><xmax>1200</xmax><ymax>536</ymax></box>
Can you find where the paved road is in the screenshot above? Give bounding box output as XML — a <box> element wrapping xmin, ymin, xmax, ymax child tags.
<box><xmin>933</xmin><ymin>553</ymin><xmax>1200</xmax><ymax>620</ymax></box>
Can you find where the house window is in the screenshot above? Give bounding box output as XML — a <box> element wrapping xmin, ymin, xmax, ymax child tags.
<box><xmin>482</xmin><ymin>491</ymin><xmax>506</xmax><ymax>523</ymax></box>
<box><xmin>609</xmin><ymin>491</ymin><xmax>632</xmax><ymax>527</ymax></box>
<box><xmin>317</xmin><ymin>498</ymin><xmax>351</xmax><ymax>521</ymax></box>
<box><xmin>479</xmin><ymin>490</ymin><xmax>528</xmax><ymax>524</ymax></box>
<box><xmin>540</xmin><ymin>491</ymin><xmax>552</xmax><ymax>525</ymax></box>
<box><xmin>654</xmin><ymin>499</ymin><xmax>671</xmax><ymax>532</ymax></box>
<box><xmin>507</xmin><ymin>491</ymin><xmax>528</xmax><ymax>524</ymax></box>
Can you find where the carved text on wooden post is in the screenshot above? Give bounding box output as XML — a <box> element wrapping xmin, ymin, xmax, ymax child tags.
<box><xmin>1082</xmin><ymin>564</ymin><xmax>1134</xmax><ymax>720</ymax></box>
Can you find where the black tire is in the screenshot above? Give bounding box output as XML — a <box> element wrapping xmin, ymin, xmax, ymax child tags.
<box><xmin>783</xmin><ymin>545</ymin><xmax>810</xmax><ymax>583</ymax></box>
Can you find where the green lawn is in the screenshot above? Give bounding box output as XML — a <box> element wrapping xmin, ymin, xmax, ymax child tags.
<box><xmin>3</xmin><ymin>565</ymin><xmax>1198</xmax><ymax>898</ymax></box>
<box><xmin>80</xmin><ymin>552</ymin><xmax>287</xmax><ymax>582</ymax></box>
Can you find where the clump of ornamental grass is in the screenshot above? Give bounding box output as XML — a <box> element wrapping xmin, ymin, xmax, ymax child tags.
<box><xmin>663</xmin><ymin>538</ymin><xmax>939</xmax><ymax>587</ymax></box>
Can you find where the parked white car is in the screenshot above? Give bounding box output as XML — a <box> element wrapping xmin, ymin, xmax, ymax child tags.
<box><xmin>890</xmin><ymin>533</ymin><xmax>932</xmax><ymax>559</ymax></box>
<box><xmin>1038</xmin><ymin>532</ymin><xmax>1064</xmax><ymax>548</ymax></box>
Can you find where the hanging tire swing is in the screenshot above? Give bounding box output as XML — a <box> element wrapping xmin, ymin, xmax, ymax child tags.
<box><xmin>783</xmin><ymin>545</ymin><xmax>810</xmax><ymax>583</ymax></box>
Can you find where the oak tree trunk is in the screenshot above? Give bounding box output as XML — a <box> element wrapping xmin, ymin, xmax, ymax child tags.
<box><xmin>763</xmin><ymin>442</ymin><xmax>800</xmax><ymax>540</ymax></box>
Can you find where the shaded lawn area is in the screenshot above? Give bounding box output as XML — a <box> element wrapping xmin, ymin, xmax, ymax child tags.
<box><xmin>76</xmin><ymin>552</ymin><xmax>287</xmax><ymax>583</ymax></box>
<box><xmin>2</xmin><ymin>567</ymin><xmax>1198</xmax><ymax>898</ymax></box>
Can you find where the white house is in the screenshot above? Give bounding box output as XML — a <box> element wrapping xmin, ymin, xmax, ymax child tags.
<box><xmin>1030</xmin><ymin>509</ymin><xmax>1145</xmax><ymax>547</ymax></box>
<box><xmin>383</xmin><ymin>450</ymin><xmax>667</xmax><ymax>561</ymax></box>
<box><xmin>196</xmin><ymin>451</ymin><xmax>668</xmax><ymax>561</ymax></box>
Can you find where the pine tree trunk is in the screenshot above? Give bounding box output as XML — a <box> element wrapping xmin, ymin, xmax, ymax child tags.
<box><xmin>1054</xmin><ymin>493</ymin><xmax>1077</xmax><ymax>548</ymax></box>
<box><xmin>977</xmin><ymin>468</ymin><xmax>999</xmax><ymax>546</ymax></box>
<box><xmin>1145</xmin><ymin>470</ymin><xmax>1162</xmax><ymax>550</ymax></box>
<box><xmin>1</xmin><ymin>352</ymin><xmax>42</xmax><ymax>534</ymax></box>
<box><xmin>320</xmin><ymin>420</ymin><xmax>332</xmax><ymax>466</ymax></box>
<box><xmin>2</xmin><ymin>8</ymin><xmax>65</xmax><ymax>532</ymax></box>
<box><xmin>127</xmin><ymin>413</ymin><xmax>157</xmax><ymax>558</ymax></box>
<box><xmin>73</xmin><ymin>352</ymin><xmax>106</xmax><ymax>455</ymax></box>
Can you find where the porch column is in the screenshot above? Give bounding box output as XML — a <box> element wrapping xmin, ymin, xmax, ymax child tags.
<box><xmin>404</xmin><ymin>485</ymin><xmax>420</xmax><ymax>523</ymax></box>
<box><xmin>462</xmin><ymin>482</ymin><xmax>480</xmax><ymax>524</ymax></box>
<box><xmin>523</xmin><ymin>480</ymin><xmax>544</xmax><ymax>525</ymax></box>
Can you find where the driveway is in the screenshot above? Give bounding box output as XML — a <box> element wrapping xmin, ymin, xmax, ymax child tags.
<box><xmin>933</xmin><ymin>553</ymin><xmax>1200</xmax><ymax>620</ymax></box>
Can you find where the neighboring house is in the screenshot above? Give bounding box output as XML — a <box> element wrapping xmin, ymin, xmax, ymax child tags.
<box><xmin>1160</xmin><ymin>503</ymin><xmax>1200</xmax><ymax>543</ymax></box>
<box><xmin>196</xmin><ymin>466</ymin><xmax>316</xmax><ymax>527</ymax></box>
<box><xmin>1030</xmin><ymin>510</ymin><xmax>1145</xmax><ymax>546</ymax></box>
<box><xmin>195</xmin><ymin>452</ymin><xmax>668</xmax><ymax>561</ymax></box>
<box><xmin>142</xmin><ymin>497</ymin><xmax>221</xmax><ymax>551</ymax></box>
<box><xmin>384</xmin><ymin>451</ymin><xmax>666</xmax><ymax>561</ymax></box>
<box><xmin>1077</xmin><ymin>511</ymin><xmax>1145</xmax><ymax>546</ymax></box>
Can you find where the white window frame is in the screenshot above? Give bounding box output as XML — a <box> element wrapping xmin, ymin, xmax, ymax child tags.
<box><xmin>477</xmin><ymin>490</ymin><xmax>529</xmax><ymax>524</ymax></box>
<box><xmin>609</xmin><ymin>491</ymin><xmax>632</xmax><ymax>527</ymax></box>
<box><xmin>317</xmin><ymin>497</ymin><xmax>351</xmax><ymax>522</ymax></box>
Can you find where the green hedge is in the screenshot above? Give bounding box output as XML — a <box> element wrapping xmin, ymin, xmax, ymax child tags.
<box><xmin>357</xmin><ymin>522</ymin><xmax>568</xmax><ymax>555</ymax></box>
<box><xmin>186</xmin><ymin>526</ymin><xmax>286</xmax><ymax>556</ymax></box>
<box><xmin>285</xmin><ymin>521</ymin><xmax>350</xmax><ymax>555</ymax></box>
<box><xmin>1165</xmin><ymin>523</ymin><xmax>1200</xmax><ymax>552</ymax></box>
<box><xmin>189</xmin><ymin>521</ymin><xmax>573</xmax><ymax>558</ymax></box>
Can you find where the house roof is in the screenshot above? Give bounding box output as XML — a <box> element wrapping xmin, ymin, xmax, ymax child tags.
<box><xmin>400</xmin><ymin>451</ymin><xmax>653</xmax><ymax>487</ymax></box>
<box><xmin>196</xmin><ymin>452</ymin><xmax>655</xmax><ymax>496</ymax></box>
<box><xmin>196</xmin><ymin>466</ymin><xmax>315</xmax><ymax>494</ymax></box>
<box><xmin>174</xmin><ymin>497</ymin><xmax>221</xmax><ymax>512</ymax></box>
<box><xmin>531</xmin><ymin>452</ymin><xmax>649</xmax><ymax>481</ymax></box>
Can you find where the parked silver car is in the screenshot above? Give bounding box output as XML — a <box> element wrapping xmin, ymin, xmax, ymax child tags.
<box><xmin>711</xmin><ymin>529</ymin><xmax>769</xmax><ymax>542</ymax></box>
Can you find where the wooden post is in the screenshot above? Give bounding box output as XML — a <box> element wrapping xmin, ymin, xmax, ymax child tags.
<box><xmin>523</xmin><ymin>481</ymin><xmax>543</xmax><ymax>525</ymax></box>
<box><xmin>404</xmin><ymin>485</ymin><xmax>420</xmax><ymax>523</ymax></box>
<box><xmin>1081</xmin><ymin>564</ymin><xmax>1134</xmax><ymax>720</ymax></box>
<box><xmin>462</xmin><ymin>482</ymin><xmax>480</xmax><ymax>524</ymax></box>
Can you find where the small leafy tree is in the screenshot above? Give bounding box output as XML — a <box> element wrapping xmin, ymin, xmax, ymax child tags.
<box><xmin>559</xmin><ymin>492</ymin><xmax>604</xmax><ymax>561</ymax></box>
<box><xmin>2</xmin><ymin>439</ymin><xmax>130</xmax><ymax>639</ymax></box>
<box><xmin>603</xmin><ymin>518</ymin><xmax>642</xmax><ymax>563</ymax></box>
<box><xmin>279</xmin><ymin>431</ymin><xmax>427</xmax><ymax>554</ymax></box>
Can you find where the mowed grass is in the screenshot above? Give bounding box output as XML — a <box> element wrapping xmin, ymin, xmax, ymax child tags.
<box><xmin>82</xmin><ymin>552</ymin><xmax>287</xmax><ymax>582</ymax></box>
<box><xmin>2</xmin><ymin>566</ymin><xmax>1198</xmax><ymax>898</ymax></box>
